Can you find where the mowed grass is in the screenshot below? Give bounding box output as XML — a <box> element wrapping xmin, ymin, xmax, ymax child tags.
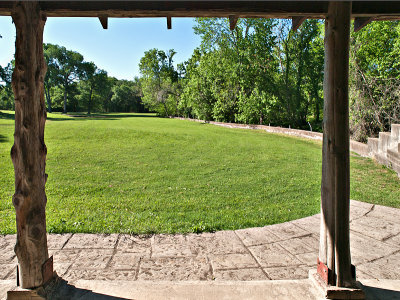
<box><xmin>0</xmin><ymin>111</ymin><xmax>399</xmax><ymax>234</ymax></box>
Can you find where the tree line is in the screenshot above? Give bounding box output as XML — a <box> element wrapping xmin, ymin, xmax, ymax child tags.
<box><xmin>0</xmin><ymin>43</ymin><xmax>146</xmax><ymax>114</ymax></box>
<box><xmin>1</xmin><ymin>19</ymin><xmax>400</xmax><ymax>141</ymax></box>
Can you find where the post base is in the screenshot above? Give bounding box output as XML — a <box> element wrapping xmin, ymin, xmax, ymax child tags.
<box><xmin>309</xmin><ymin>270</ymin><xmax>365</xmax><ymax>299</ymax></box>
<box><xmin>7</xmin><ymin>287</ymin><xmax>45</xmax><ymax>300</ymax></box>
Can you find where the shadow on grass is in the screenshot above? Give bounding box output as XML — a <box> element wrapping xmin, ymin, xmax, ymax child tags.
<box><xmin>0</xmin><ymin>134</ymin><xmax>8</xmax><ymax>143</ymax></box>
<box><xmin>47</xmin><ymin>113</ymin><xmax>156</xmax><ymax>121</ymax></box>
<box><xmin>0</xmin><ymin>111</ymin><xmax>14</xmax><ymax>120</ymax></box>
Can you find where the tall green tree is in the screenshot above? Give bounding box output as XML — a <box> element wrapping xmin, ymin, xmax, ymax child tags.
<box><xmin>139</xmin><ymin>48</ymin><xmax>179</xmax><ymax>116</ymax></box>
<box><xmin>43</xmin><ymin>43</ymin><xmax>85</xmax><ymax>113</ymax></box>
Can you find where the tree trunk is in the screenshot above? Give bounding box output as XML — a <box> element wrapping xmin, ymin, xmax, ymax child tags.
<box><xmin>11</xmin><ymin>1</ymin><xmax>49</xmax><ymax>289</ymax></box>
<box><xmin>319</xmin><ymin>1</ymin><xmax>353</xmax><ymax>288</ymax></box>
<box><xmin>44</xmin><ymin>82</ymin><xmax>52</xmax><ymax>113</ymax></box>
<box><xmin>88</xmin><ymin>86</ymin><xmax>93</xmax><ymax>115</ymax></box>
<box><xmin>63</xmin><ymin>78</ymin><xmax>68</xmax><ymax>114</ymax></box>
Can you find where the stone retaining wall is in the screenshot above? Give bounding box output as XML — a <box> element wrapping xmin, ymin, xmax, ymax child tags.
<box><xmin>174</xmin><ymin>117</ymin><xmax>370</xmax><ymax>158</ymax></box>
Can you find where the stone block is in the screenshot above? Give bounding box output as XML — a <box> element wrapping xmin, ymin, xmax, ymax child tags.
<box><xmin>390</xmin><ymin>124</ymin><xmax>400</xmax><ymax>146</ymax></box>
<box><xmin>351</xmin><ymin>215</ymin><xmax>400</xmax><ymax>241</ymax></box>
<box><xmin>137</xmin><ymin>256</ymin><xmax>211</xmax><ymax>280</ymax></box>
<box><xmin>64</xmin><ymin>268</ymin><xmax>137</xmax><ymax>282</ymax></box>
<box><xmin>378</xmin><ymin>132</ymin><xmax>392</xmax><ymax>154</ymax></box>
<box><xmin>265</xmin><ymin>222</ymin><xmax>309</xmax><ymax>241</ymax></box>
<box><xmin>63</xmin><ymin>234</ymin><xmax>119</xmax><ymax>249</ymax></box>
<box><xmin>235</xmin><ymin>226</ymin><xmax>280</xmax><ymax>247</ymax></box>
<box><xmin>187</xmin><ymin>231</ymin><xmax>247</xmax><ymax>255</ymax></box>
<box><xmin>108</xmin><ymin>252</ymin><xmax>141</xmax><ymax>270</ymax></box>
<box><xmin>117</xmin><ymin>234</ymin><xmax>151</xmax><ymax>255</ymax></box>
<box><xmin>213</xmin><ymin>268</ymin><xmax>268</xmax><ymax>281</ymax></box>
<box><xmin>367</xmin><ymin>138</ymin><xmax>379</xmax><ymax>155</ymax></box>
<box><xmin>366</xmin><ymin>204</ymin><xmax>400</xmax><ymax>225</ymax></box>
<box><xmin>349</xmin><ymin>232</ymin><xmax>396</xmax><ymax>265</ymax></box>
<box><xmin>290</xmin><ymin>215</ymin><xmax>320</xmax><ymax>234</ymax></box>
<box><xmin>265</xmin><ymin>265</ymin><xmax>310</xmax><ymax>280</ymax></box>
<box><xmin>0</xmin><ymin>264</ymin><xmax>16</xmax><ymax>280</ymax></box>
<box><xmin>72</xmin><ymin>249</ymin><xmax>113</xmax><ymax>269</ymax></box>
<box><xmin>248</xmin><ymin>243</ymin><xmax>302</xmax><ymax>268</ymax></box>
<box><xmin>152</xmin><ymin>235</ymin><xmax>194</xmax><ymax>258</ymax></box>
<box><xmin>52</xmin><ymin>249</ymin><xmax>81</xmax><ymax>264</ymax></box>
<box><xmin>277</xmin><ymin>235</ymin><xmax>319</xmax><ymax>255</ymax></box>
<box><xmin>357</xmin><ymin>251</ymin><xmax>400</xmax><ymax>280</ymax></box>
<box><xmin>47</xmin><ymin>234</ymin><xmax>72</xmax><ymax>250</ymax></box>
<box><xmin>209</xmin><ymin>253</ymin><xmax>258</xmax><ymax>270</ymax></box>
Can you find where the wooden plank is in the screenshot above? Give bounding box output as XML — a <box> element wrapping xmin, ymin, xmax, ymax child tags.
<box><xmin>11</xmin><ymin>2</ymin><xmax>49</xmax><ymax>289</ymax></box>
<box><xmin>229</xmin><ymin>15</ymin><xmax>238</xmax><ymax>30</ymax></box>
<box><xmin>354</xmin><ymin>17</ymin><xmax>373</xmax><ymax>32</ymax></box>
<box><xmin>292</xmin><ymin>16</ymin><xmax>306</xmax><ymax>31</ymax></box>
<box><xmin>167</xmin><ymin>16</ymin><xmax>172</xmax><ymax>29</ymax></box>
<box><xmin>319</xmin><ymin>1</ymin><xmax>353</xmax><ymax>288</ymax></box>
<box><xmin>98</xmin><ymin>15</ymin><xmax>108</xmax><ymax>29</ymax></box>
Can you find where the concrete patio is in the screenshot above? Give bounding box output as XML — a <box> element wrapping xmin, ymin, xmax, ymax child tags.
<box><xmin>1</xmin><ymin>200</ymin><xmax>399</xmax><ymax>299</ymax></box>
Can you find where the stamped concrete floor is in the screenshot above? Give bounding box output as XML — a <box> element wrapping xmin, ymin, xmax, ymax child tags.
<box><xmin>1</xmin><ymin>200</ymin><xmax>400</xmax><ymax>299</ymax></box>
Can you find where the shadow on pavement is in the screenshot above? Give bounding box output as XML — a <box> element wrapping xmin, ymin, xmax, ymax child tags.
<box><xmin>44</xmin><ymin>277</ymin><xmax>131</xmax><ymax>300</ymax></box>
<box><xmin>362</xmin><ymin>284</ymin><xmax>400</xmax><ymax>300</ymax></box>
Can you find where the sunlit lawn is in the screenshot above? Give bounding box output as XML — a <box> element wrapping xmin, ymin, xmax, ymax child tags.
<box><xmin>0</xmin><ymin>110</ymin><xmax>398</xmax><ymax>234</ymax></box>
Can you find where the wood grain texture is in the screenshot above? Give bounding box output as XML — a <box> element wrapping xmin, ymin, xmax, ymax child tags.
<box><xmin>0</xmin><ymin>1</ymin><xmax>400</xmax><ymax>18</ymax></box>
<box><xmin>319</xmin><ymin>1</ymin><xmax>353</xmax><ymax>288</ymax></box>
<box><xmin>11</xmin><ymin>1</ymin><xmax>49</xmax><ymax>289</ymax></box>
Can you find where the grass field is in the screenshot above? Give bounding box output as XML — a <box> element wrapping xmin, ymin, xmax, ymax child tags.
<box><xmin>0</xmin><ymin>110</ymin><xmax>399</xmax><ymax>234</ymax></box>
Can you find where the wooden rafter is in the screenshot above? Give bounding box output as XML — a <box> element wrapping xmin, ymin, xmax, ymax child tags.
<box><xmin>291</xmin><ymin>16</ymin><xmax>306</xmax><ymax>31</ymax></box>
<box><xmin>98</xmin><ymin>15</ymin><xmax>108</xmax><ymax>29</ymax></box>
<box><xmin>1</xmin><ymin>1</ymin><xmax>400</xmax><ymax>19</ymax></box>
<box><xmin>167</xmin><ymin>16</ymin><xmax>172</xmax><ymax>29</ymax></box>
<box><xmin>354</xmin><ymin>17</ymin><xmax>373</xmax><ymax>32</ymax></box>
<box><xmin>229</xmin><ymin>15</ymin><xmax>238</xmax><ymax>30</ymax></box>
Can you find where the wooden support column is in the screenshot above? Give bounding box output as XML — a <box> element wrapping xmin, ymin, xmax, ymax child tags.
<box><xmin>11</xmin><ymin>1</ymin><xmax>50</xmax><ymax>289</ymax></box>
<box><xmin>319</xmin><ymin>1</ymin><xmax>353</xmax><ymax>288</ymax></box>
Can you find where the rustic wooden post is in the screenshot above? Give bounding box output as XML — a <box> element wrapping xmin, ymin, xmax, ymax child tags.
<box><xmin>11</xmin><ymin>1</ymin><xmax>50</xmax><ymax>289</ymax></box>
<box><xmin>319</xmin><ymin>1</ymin><xmax>354</xmax><ymax>288</ymax></box>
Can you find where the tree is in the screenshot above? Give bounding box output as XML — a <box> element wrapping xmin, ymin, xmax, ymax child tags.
<box><xmin>139</xmin><ymin>48</ymin><xmax>179</xmax><ymax>116</ymax></box>
<box><xmin>43</xmin><ymin>43</ymin><xmax>85</xmax><ymax>113</ymax></box>
<box><xmin>80</xmin><ymin>62</ymin><xmax>108</xmax><ymax>114</ymax></box>
<box><xmin>350</xmin><ymin>21</ymin><xmax>400</xmax><ymax>141</ymax></box>
<box><xmin>0</xmin><ymin>62</ymin><xmax>13</xmax><ymax>110</ymax></box>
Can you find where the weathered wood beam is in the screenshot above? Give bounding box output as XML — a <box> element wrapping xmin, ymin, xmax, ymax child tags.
<box><xmin>292</xmin><ymin>16</ymin><xmax>306</xmax><ymax>31</ymax></box>
<box><xmin>167</xmin><ymin>16</ymin><xmax>172</xmax><ymax>29</ymax></box>
<box><xmin>98</xmin><ymin>15</ymin><xmax>108</xmax><ymax>29</ymax></box>
<box><xmin>320</xmin><ymin>1</ymin><xmax>353</xmax><ymax>289</ymax></box>
<box><xmin>229</xmin><ymin>15</ymin><xmax>238</xmax><ymax>30</ymax></box>
<box><xmin>354</xmin><ymin>17</ymin><xmax>373</xmax><ymax>32</ymax></box>
<box><xmin>11</xmin><ymin>1</ymin><xmax>50</xmax><ymax>289</ymax></box>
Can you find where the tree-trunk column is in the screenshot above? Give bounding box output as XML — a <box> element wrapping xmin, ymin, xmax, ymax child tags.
<box><xmin>319</xmin><ymin>1</ymin><xmax>353</xmax><ymax>288</ymax></box>
<box><xmin>11</xmin><ymin>1</ymin><xmax>49</xmax><ymax>289</ymax></box>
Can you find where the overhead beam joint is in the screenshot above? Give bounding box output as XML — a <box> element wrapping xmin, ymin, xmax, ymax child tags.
<box><xmin>229</xmin><ymin>15</ymin><xmax>238</xmax><ymax>31</ymax></box>
<box><xmin>292</xmin><ymin>16</ymin><xmax>307</xmax><ymax>31</ymax></box>
<box><xmin>354</xmin><ymin>17</ymin><xmax>373</xmax><ymax>32</ymax></box>
<box><xmin>99</xmin><ymin>15</ymin><xmax>108</xmax><ymax>29</ymax></box>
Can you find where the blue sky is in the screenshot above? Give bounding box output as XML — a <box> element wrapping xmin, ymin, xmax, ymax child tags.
<box><xmin>0</xmin><ymin>16</ymin><xmax>202</xmax><ymax>80</ymax></box>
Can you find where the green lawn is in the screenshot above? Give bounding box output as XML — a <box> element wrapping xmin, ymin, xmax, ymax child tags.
<box><xmin>0</xmin><ymin>110</ymin><xmax>399</xmax><ymax>234</ymax></box>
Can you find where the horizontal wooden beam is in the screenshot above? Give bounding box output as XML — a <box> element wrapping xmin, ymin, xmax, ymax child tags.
<box><xmin>229</xmin><ymin>15</ymin><xmax>238</xmax><ymax>30</ymax></box>
<box><xmin>167</xmin><ymin>16</ymin><xmax>172</xmax><ymax>29</ymax></box>
<box><xmin>292</xmin><ymin>16</ymin><xmax>306</xmax><ymax>31</ymax></box>
<box><xmin>99</xmin><ymin>15</ymin><xmax>108</xmax><ymax>29</ymax></box>
<box><xmin>354</xmin><ymin>17</ymin><xmax>373</xmax><ymax>32</ymax></box>
<box><xmin>0</xmin><ymin>1</ymin><xmax>400</xmax><ymax>18</ymax></box>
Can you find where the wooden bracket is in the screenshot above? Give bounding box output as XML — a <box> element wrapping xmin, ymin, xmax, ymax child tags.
<box><xmin>317</xmin><ymin>258</ymin><xmax>334</xmax><ymax>285</ymax></box>
<box><xmin>354</xmin><ymin>17</ymin><xmax>373</xmax><ymax>32</ymax></box>
<box><xmin>42</xmin><ymin>256</ymin><xmax>53</xmax><ymax>285</ymax></box>
<box><xmin>167</xmin><ymin>16</ymin><xmax>172</xmax><ymax>29</ymax></box>
<box><xmin>229</xmin><ymin>15</ymin><xmax>238</xmax><ymax>31</ymax></box>
<box><xmin>292</xmin><ymin>16</ymin><xmax>307</xmax><ymax>31</ymax></box>
<box><xmin>98</xmin><ymin>15</ymin><xmax>108</xmax><ymax>29</ymax></box>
